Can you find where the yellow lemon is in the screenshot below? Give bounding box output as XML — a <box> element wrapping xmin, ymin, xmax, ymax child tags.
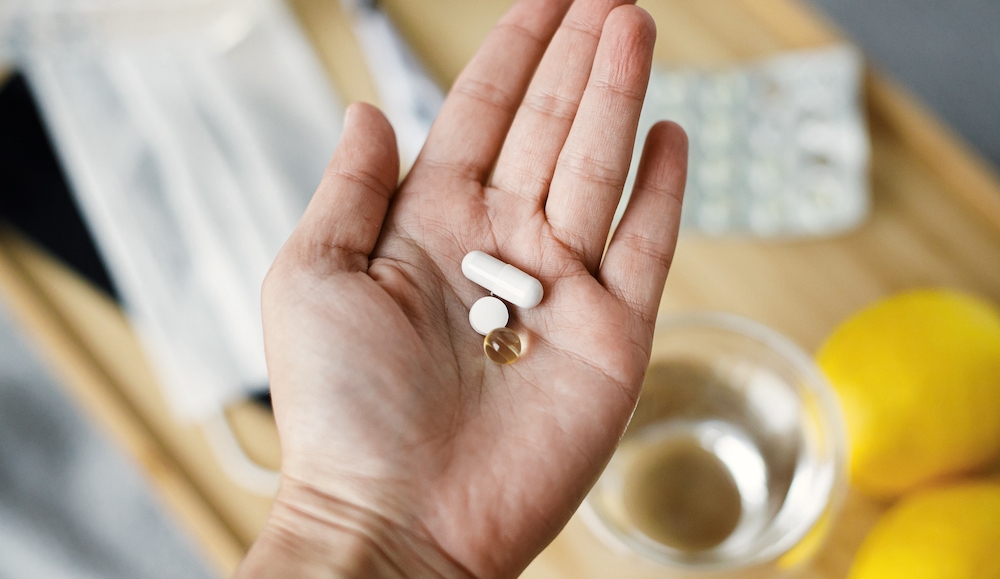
<box><xmin>849</xmin><ymin>480</ymin><xmax>1000</xmax><ymax>579</ymax></box>
<box><xmin>817</xmin><ymin>289</ymin><xmax>1000</xmax><ymax>497</ymax></box>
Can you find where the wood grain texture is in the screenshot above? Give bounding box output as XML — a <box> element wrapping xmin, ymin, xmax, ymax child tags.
<box><xmin>1</xmin><ymin>0</ymin><xmax>999</xmax><ymax>577</ymax></box>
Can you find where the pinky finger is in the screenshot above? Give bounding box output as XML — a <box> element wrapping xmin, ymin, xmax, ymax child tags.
<box><xmin>599</xmin><ymin>121</ymin><xmax>688</xmax><ymax>327</ymax></box>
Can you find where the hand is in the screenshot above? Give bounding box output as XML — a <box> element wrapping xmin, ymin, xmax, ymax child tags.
<box><xmin>239</xmin><ymin>0</ymin><xmax>687</xmax><ymax>577</ymax></box>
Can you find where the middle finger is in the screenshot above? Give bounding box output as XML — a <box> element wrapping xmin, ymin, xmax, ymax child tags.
<box><xmin>544</xmin><ymin>5</ymin><xmax>655</xmax><ymax>273</ymax></box>
<box><xmin>489</xmin><ymin>0</ymin><xmax>635</xmax><ymax>208</ymax></box>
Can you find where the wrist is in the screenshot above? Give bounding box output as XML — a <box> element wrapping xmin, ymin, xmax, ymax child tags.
<box><xmin>236</xmin><ymin>476</ymin><xmax>474</xmax><ymax>579</ymax></box>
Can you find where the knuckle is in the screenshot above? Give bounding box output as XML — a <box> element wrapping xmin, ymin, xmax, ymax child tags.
<box><xmin>522</xmin><ymin>89</ymin><xmax>578</xmax><ymax>123</ymax></box>
<box><xmin>559</xmin><ymin>149</ymin><xmax>622</xmax><ymax>188</ymax></box>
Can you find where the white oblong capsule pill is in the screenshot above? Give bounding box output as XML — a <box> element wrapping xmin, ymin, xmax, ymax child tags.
<box><xmin>469</xmin><ymin>296</ymin><xmax>509</xmax><ymax>335</ymax></box>
<box><xmin>462</xmin><ymin>251</ymin><xmax>543</xmax><ymax>309</ymax></box>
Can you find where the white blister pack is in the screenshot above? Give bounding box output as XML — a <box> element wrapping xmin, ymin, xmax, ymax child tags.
<box><xmin>622</xmin><ymin>45</ymin><xmax>870</xmax><ymax>238</ymax></box>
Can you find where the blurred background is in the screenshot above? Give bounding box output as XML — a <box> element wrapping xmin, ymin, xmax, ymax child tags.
<box><xmin>0</xmin><ymin>0</ymin><xmax>998</xmax><ymax>577</ymax></box>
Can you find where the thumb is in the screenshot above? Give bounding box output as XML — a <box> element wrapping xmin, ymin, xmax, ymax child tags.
<box><xmin>288</xmin><ymin>102</ymin><xmax>400</xmax><ymax>272</ymax></box>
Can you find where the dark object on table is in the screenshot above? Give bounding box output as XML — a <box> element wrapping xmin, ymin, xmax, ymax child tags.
<box><xmin>0</xmin><ymin>73</ymin><xmax>118</xmax><ymax>299</ymax></box>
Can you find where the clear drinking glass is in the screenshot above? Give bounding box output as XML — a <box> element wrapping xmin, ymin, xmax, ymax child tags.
<box><xmin>582</xmin><ymin>312</ymin><xmax>848</xmax><ymax>577</ymax></box>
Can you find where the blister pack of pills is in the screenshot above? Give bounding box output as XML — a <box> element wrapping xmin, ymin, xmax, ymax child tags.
<box><xmin>623</xmin><ymin>44</ymin><xmax>870</xmax><ymax>238</ymax></box>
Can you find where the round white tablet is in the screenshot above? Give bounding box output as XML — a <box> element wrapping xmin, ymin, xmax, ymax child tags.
<box><xmin>469</xmin><ymin>296</ymin><xmax>509</xmax><ymax>336</ymax></box>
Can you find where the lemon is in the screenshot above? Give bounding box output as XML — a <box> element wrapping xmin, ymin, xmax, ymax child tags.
<box><xmin>849</xmin><ymin>480</ymin><xmax>1000</xmax><ymax>579</ymax></box>
<box><xmin>817</xmin><ymin>289</ymin><xmax>1000</xmax><ymax>497</ymax></box>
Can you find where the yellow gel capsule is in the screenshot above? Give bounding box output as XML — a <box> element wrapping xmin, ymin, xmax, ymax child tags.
<box><xmin>484</xmin><ymin>327</ymin><xmax>521</xmax><ymax>364</ymax></box>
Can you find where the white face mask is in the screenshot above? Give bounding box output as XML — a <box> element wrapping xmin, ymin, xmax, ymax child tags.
<box><xmin>9</xmin><ymin>0</ymin><xmax>342</xmax><ymax>422</ymax></box>
<box><xmin>5</xmin><ymin>0</ymin><xmax>444</xmax><ymax>495</ymax></box>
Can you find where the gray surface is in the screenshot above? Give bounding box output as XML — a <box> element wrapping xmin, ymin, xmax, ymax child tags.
<box><xmin>0</xmin><ymin>299</ymin><xmax>216</xmax><ymax>579</ymax></box>
<box><xmin>808</xmin><ymin>0</ymin><xmax>1000</xmax><ymax>169</ymax></box>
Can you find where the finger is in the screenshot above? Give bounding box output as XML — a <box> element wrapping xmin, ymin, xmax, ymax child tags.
<box><xmin>290</xmin><ymin>103</ymin><xmax>399</xmax><ymax>272</ymax></box>
<box><xmin>545</xmin><ymin>5</ymin><xmax>655</xmax><ymax>273</ymax></box>
<box><xmin>491</xmin><ymin>0</ymin><xmax>635</xmax><ymax>206</ymax></box>
<box><xmin>413</xmin><ymin>0</ymin><xmax>572</xmax><ymax>184</ymax></box>
<box><xmin>600</xmin><ymin>121</ymin><xmax>687</xmax><ymax>328</ymax></box>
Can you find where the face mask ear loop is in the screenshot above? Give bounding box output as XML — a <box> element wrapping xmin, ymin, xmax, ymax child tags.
<box><xmin>201</xmin><ymin>409</ymin><xmax>280</xmax><ymax>496</ymax></box>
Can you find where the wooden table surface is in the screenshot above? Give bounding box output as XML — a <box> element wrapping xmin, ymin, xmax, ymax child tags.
<box><xmin>2</xmin><ymin>0</ymin><xmax>1000</xmax><ymax>577</ymax></box>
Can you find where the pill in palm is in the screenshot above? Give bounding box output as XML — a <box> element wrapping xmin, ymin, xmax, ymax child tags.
<box><xmin>469</xmin><ymin>296</ymin><xmax>509</xmax><ymax>335</ymax></box>
<box><xmin>484</xmin><ymin>327</ymin><xmax>522</xmax><ymax>365</ymax></box>
<box><xmin>462</xmin><ymin>251</ymin><xmax>543</xmax><ymax>309</ymax></box>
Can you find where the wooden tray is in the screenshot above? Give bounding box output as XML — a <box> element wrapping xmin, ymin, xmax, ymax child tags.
<box><xmin>2</xmin><ymin>0</ymin><xmax>1000</xmax><ymax>577</ymax></box>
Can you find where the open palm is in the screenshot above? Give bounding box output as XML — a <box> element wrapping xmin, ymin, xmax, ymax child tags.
<box><xmin>258</xmin><ymin>1</ymin><xmax>687</xmax><ymax>577</ymax></box>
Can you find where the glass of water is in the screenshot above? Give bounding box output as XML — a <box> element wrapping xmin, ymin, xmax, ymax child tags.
<box><xmin>582</xmin><ymin>312</ymin><xmax>848</xmax><ymax>577</ymax></box>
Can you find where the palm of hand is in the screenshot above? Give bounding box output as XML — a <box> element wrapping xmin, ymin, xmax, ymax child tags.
<box><xmin>262</xmin><ymin>1</ymin><xmax>687</xmax><ymax>577</ymax></box>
